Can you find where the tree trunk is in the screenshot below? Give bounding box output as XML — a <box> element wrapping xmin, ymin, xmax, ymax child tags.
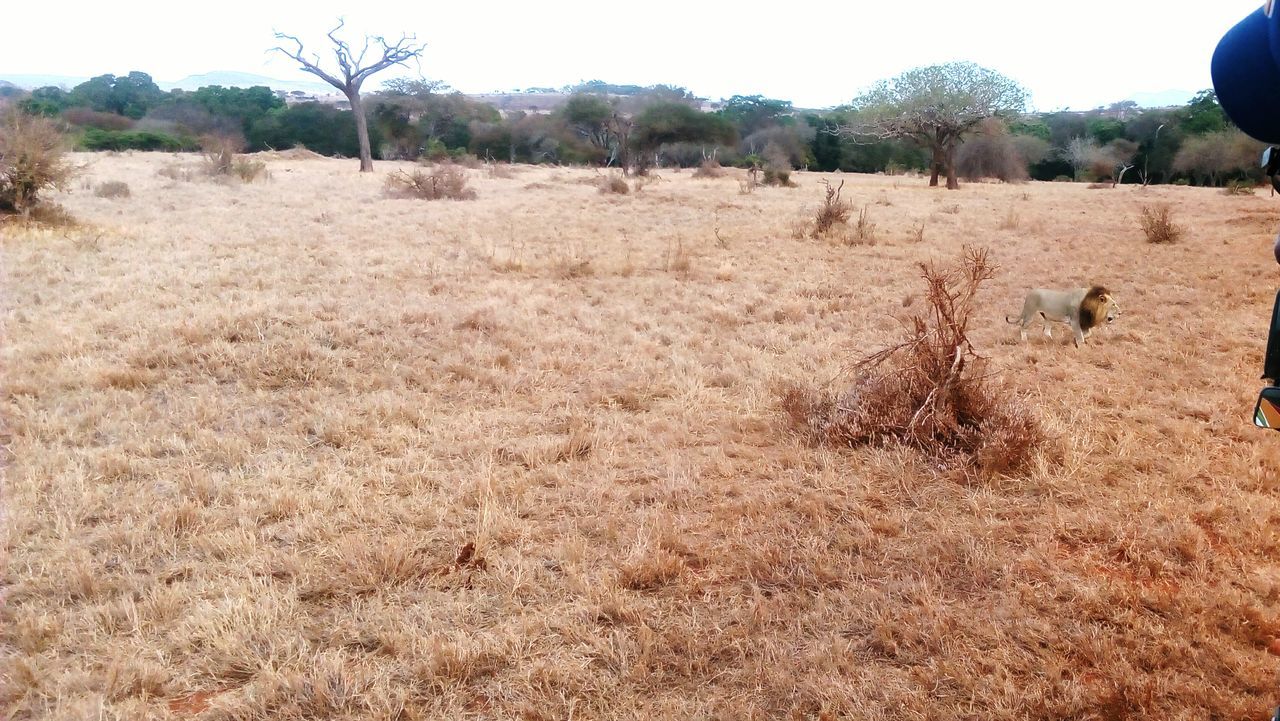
<box><xmin>348</xmin><ymin>90</ymin><xmax>374</xmax><ymax>172</ymax></box>
<box><xmin>929</xmin><ymin>147</ymin><xmax>941</xmax><ymax>187</ymax></box>
<box><xmin>944</xmin><ymin>142</ymin><xmax>959</xmax><ymax>190</ymax></box>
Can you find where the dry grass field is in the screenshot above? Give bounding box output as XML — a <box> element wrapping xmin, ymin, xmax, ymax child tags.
<box><xmin>3</xmin><ymin>151</ymin><xmax>1280</xmax><ymax>720</ymax></box>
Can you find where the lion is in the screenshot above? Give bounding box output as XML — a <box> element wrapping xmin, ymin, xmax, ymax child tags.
<box><xmin>1005</xmin><ymin>286</ymin><xmax>1119</xmax><ymax>348</ymax></box>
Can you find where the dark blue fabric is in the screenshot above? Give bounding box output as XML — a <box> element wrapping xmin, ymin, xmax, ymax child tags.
<box><xmin>1213</xmin><ymin>7</ymin><xmax>1280</xmax><ymax>143</ymax></box>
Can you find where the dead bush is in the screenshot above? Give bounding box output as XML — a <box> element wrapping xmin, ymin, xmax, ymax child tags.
<box><xmin>94</xmin><ymin>181</ymin><xmax>131</xmax><ymax>199</ymax></box>
<box><xmin>1139</xmin><ymin>204</ymin><xmax>1182</xmax><ymax>244</ymax></box>
<box><xmin>852</xmin><ymin>204</ymin><xmax>876</xmax><ymax>243</ymax></box>
<box><xmin>231</xmin><ymin>158</ymin><xmax>268</xmax><ymax>183</ymax></box>
<box><xmin>200</xmin><ymin>134</ymin><xmax>244</xmax><ymax>176</ymax></box>
<box><xmin>598</xmin><ymin>175</ymin><xmax>629</xmax><ymax>195</ymax></box>
<box><xmin>810</xmin><ymin>179</ymin><xmax>851</xmax><ymax>238</ymax></box>
<box><xmin>0</xmin><ymin>110</ymin><xmax>76</xmax><ymax>216</ymax></box>
<box><xmin>692</xmin><ymin>160</ymin><xmax>726</xmax><ymax>179</ymax></box>
<box><xmin>385</xmin><ymin>166</ymin><xmax>478</xmax><ymax>201</ymax></box>
<box><xmin>1223</xmin><ymin>180</ymin><xmax>1256</xmax><ymax>196</ymax></box>
<box><xmin>781</xmin><ymin>246</ymin><xmax>1047</xmax><ymax>477</ymax></box>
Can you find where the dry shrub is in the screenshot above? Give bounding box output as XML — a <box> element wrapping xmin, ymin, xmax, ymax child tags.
<box><xmin>1139</xmin><ymin>204</ymin><xmax>1182</xmax><ymax>244</ymax></box>
<box><xmin>762</xmin><ymin>168</ymin><xmax>796</xmax><ymax>187</ymax></box>
<box><xmin>200</xmin><ymin>134</ymin><xmax>244</xmax><ymax>176</ymax></box>
<box><xmin>692</xmin><ymin>159</ymin><xmax>726</xmax><ymax>179</ymax></box>
<box><xmin>0</xmin><ymin>110</ymin><xmax>75</xmax><ymax>216</ymax></box>
<box><xmin>384</xmin><ymin>166</ymin><xmax>477</xmax><ymax>201</ymax></box>
<box><xmin>94</xmin><ymin>181</ymin><xmax>131</xmax><ymax>199</ymax></box>
<box><xmin>909</xmin><ymin>221</ymin><xmax>926</xmax><ymax>243</ymax></box>
<box><xmin>852</xmin><ymin>204</ymin><xmax>876</xmax><ymax>243</ymax></box>
<box><xmin>1223</xmin><ymin>180</ymin><xmax>1255</xmax><ymax>196</ymax></box>
<box><xmin>598</xmin><ymin>174</ymin><xmax>629</xmax><ymax>195</ymax></box>
<box><xmin>810</xmin><ymin>179</ymin><xmax>851</xmax><ymax>237</ymax></box>
<box><xmin>781</xmin><ymin>246</ymin><xmax>1046</xmax><ymax>477</ymax></box>
<box><xmin>232</xmin><ymin>158</ymin><xmax>268</xmax><ymax>183</ymax></box>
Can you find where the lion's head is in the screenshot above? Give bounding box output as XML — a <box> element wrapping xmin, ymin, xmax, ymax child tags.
<box><xmin>1080</xmin><ymin>286</ymin><xmax>1118</xmax><ymax>330</ymax></box>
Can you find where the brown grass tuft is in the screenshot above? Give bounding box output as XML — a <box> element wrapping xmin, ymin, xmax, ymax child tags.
<box><xmin>1139</xmin><ymin>203</ymin><xmax>1183</xmax><ymax>244</ymax></box>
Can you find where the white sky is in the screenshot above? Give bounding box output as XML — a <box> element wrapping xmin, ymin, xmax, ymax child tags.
<box><xmin>1</xmin><ymin>1</ymin><xmax>1264</xmax><ymax>110</ymax></box>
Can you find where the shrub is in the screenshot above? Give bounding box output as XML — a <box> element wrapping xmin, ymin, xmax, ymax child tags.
<box><xmin>598</xmin><ymin>174</ymin><xmax>629</xmax><ymax>195</ymax></box>
<box><xmin>62</xmin><ymin>108</ymin><xmax>134</xmax><ymax>131</ymax></box>
<box><xmin>232</xmin><ymin>158</ymin><xmax>268</xmax><ymax>182</ymax></box>
<box><xmin>200</xmin><ymin>134</ymin><xmax>244</xmax><ymax>175</ymax></box>
<box><xmin>811</xmin><ymin>179</ymin><xmax>851</xmax><ymax>237</ymax></box>
<box><xmin>692</xmin><ymin>159</ymin><xmax>726</xmax><ymax>179</ymax></box>
<box><xmin>1223</xmin><ymin>180</ymin><xmax>1256</xmax><ymax>196</ymax></box>
<box><xmin>780</xmin><ymin>247</ymin><xmax>1046</xmax><ymax>477</ymax></box>
<box><xmin>79</xmin><ymin>128</ymin><xmax>191</xmax><ymax>152</ymax></box>
<box><xmin>851</xmin><ymin>204</ymin><xmax>876</xmax><ymax>244</ymax></box>
<box><xmin>384</xmin><ymin>165</ymin><xmax>477</xmax><ymax>200</ymax></box>
<box><xmin>1139</xmin><ymin>204</ymin><xmax>1182</xmax><ymax>244</ymax></box>
<box><xmin>0</xmin><ymin>110</ymin><xmax>76</xmax><ymax>215</ymax></box>
<box><xmin>94</xmin><ymin>181</ymin><xmax>130</xmax><ymax>199</ymax></box>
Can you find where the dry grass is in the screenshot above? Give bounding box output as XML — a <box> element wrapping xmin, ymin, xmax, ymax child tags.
<box><xmin>93</xmin><ymin>181</ymin><xmax>131</xmax><ymax>199</ymax></box>
<box><xmin>4</xmin><ymin>154</ymin><xmax>1280</xmax><ymax>720</ymax></box>
<box><xmin>1139</xmin><ymin>203</ymin><xmax>1184</xmax><ymax>244</ymax></box>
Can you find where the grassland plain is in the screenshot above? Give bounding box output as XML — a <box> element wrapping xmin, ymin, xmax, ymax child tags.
<box><xmin>2</xmin><ymin>152</ymin><xmax>1280</xmax><ymax>720</ymax></box>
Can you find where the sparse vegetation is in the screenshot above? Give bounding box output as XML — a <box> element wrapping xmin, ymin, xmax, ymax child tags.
<box><xmin>384</xmin><ymin>165</ymin><xmax>477</xmax><ymax>200</ymax></box>
<box><xmin>93</xmin><ymin>180</ymin><xmax>130</xmax><ymax>198</ymax></box>
<box><xmin>4</xmin><ymin>155</ymin><xmax>1278</xmax><ymax>721</ymax></box>
<box><xmin>1139</xmin><ymin>203</ymin><xmax>1183</xmax><ymax>243</ymax></box>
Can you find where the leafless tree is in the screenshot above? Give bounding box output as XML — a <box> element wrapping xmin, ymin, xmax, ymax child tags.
<box><xmin>272</xmin><ymin>19</ymin><xmax>425</xmax><ymax>172</ymax></box>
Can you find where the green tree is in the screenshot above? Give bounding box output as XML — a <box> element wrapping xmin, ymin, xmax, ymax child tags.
<box><xmin>717</xmin><ymin>95</ymin><xmax>793</xmax><ymax>136</ymax></box>
<box><xmin>19</xmin><ymin>87</ymin><xmax>71</xmax><ymax>117</ymax></box>
<box><xmin>1180</xmin><ymin>90</ymin><xmax>1228</xmax><ymax>136</ymax></box>
<box><xmin>631</xmin><ymin>101</ymin><xmax>736</xmax><ymax>170</ymax></box>
<box><xmin>70</xmin><ymin>72</ymin><xmax>164</xmax><ymax>119</ymax></box>
<box><xmin>840</xmin><ymin>61</ymin><xmax>1027</xmax><ymax>189</ymax></box>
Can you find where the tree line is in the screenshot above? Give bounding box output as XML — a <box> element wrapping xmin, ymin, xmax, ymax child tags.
<box><xmin>0</xmin><ymin>66</ymin><xmax>1258</xmax><ymax>188</ymax></box>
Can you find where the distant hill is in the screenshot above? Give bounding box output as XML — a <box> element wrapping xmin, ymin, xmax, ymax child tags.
<box><xmin>160</xmin><ymin>72</ymin><xmax>334</xmax><ymax>95</ymax></box>
<box><xmin>0</xmin><ymin>74</ymin><xmax>90</xmax><ymax>90</ymax></box>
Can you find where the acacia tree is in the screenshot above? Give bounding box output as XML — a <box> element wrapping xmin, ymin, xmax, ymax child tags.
<box><xmin>840</xmin><ymin>62</ymin><xmax>1027</xmax><ymax>189</ymax></box>
<box><xmin>272</xmin><ymin>19</ymin><xmax>424</xmax><ymax>172</ymax></box>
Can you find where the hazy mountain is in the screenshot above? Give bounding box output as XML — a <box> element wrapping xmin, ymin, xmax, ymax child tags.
<box><xmin>0</xmin><ymin>74</ymin><xmax>90</xmax><ymax>90</ymax></box>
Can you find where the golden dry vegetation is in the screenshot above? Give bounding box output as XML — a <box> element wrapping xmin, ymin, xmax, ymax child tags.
<box><xmin>3</xmin><ymin>151</ymin><xmax>1280</xmax><ymax>720</ymax></box>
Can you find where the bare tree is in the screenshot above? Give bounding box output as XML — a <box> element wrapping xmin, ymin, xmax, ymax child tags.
<box><xmin>1065</xmin><ymin>137</ymin><xmax>1101</xmax><ymax>182</ymax></box>
<box><xmin>272</xmin><ymin>19</ymin><xmax>425</xmax><ymax>172</ymax></box>
<box><xmin>836</xmin><ymin>62</ymin><xmax>1026</xmax><ymax>189</ymax></box>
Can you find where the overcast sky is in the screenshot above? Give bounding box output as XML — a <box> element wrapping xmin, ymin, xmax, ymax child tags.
<box><xmin>2</xmin><ymin>1</ymin><xmax>1264</xmax><ymax>110</ymax></box>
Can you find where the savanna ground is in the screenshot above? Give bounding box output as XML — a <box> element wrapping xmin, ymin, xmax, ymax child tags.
<box><xmin>3</xmin><ymin>151</ymin><xmax>1280</xmax><ymax>720</ymax></box>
